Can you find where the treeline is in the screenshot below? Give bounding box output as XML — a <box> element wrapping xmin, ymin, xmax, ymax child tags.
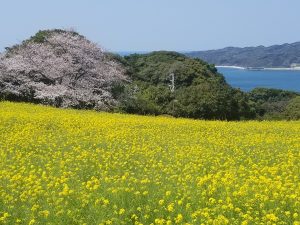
<box><xmin>247</xmin><ymin>88</ymin><xmax>300</xmax><ymax>120</ymax></box>
<box><xmin>111</xmin><ymin>51</ymin><xmax>299</xmax><ymax>120</ymax></box>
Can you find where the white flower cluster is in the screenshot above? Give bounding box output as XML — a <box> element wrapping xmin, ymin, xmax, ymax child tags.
<box><xmin>0</xmin><ymin>30</ymin><xmax>126</xmax><ymax>109</ymax></box>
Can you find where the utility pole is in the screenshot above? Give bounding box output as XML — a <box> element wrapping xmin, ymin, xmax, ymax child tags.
<box><xmin>168</xmin><ymin>72</ymin><xmax>176</xmax><ymax>115</ymax></box>
<box><xmin>169</xmin><ymin>73</ymin><xmax>175</xmax><ymax>93</ymax></box>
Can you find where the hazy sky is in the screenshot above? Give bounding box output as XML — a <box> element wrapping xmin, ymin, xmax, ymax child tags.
<box><xmin>1</xmin><ymin>0</ymin><xmax>300</xmax><ymax>52</ymax></box>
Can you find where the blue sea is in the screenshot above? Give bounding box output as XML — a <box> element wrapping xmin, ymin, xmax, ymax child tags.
<box><xmin>218</xmin><ymin>67</ymin><xmax>300</xmax><ymax>92</ymax></box>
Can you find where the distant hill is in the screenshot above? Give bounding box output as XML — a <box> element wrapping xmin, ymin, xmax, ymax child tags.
<box><xmin>186</xmin><ymin>42</ymin><xmax>300</xmax><ymax>68</ymax></box>
<box><xmin>120</xmin><ymin>51</ymin><xmax>255</xmax><ymax>120</ymax></box>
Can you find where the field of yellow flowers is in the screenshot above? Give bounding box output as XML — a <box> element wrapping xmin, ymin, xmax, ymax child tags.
<box><xmin>0</xmin><ymin>102</ymin><xmax>300</xmax><ymax>225</ymax></box>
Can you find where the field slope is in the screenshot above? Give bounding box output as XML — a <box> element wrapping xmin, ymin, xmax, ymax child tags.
<box><xmin>0</xmin><ymin>102</ymin><xmax>299</xmax><ymax>224</ymax></box>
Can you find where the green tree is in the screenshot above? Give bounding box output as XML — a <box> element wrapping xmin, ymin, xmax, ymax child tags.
<box><xmin>284</xmin><ymin>96</ymin><xmax>300</xmax><ymax>120</ymax></box>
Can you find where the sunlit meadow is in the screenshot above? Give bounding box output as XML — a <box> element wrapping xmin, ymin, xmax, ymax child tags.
<box><xmin>0</xmin><ymin>102</ymin><xmax>299</xmax><ymax>225</ymax></box>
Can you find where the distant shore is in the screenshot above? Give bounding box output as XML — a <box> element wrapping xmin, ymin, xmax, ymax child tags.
<box><xmin>216</xmin><ymin>66</ymin><xmax>245</xmax><ymax>70</ymax></box>
<box><xmin>216</xmin><ymin>65</ymin><xmax>300</xmax><ymax>71</ymax></box>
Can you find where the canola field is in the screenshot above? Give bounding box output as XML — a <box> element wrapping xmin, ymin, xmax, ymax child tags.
<box><xmin>0</xmin><ymin>102</ymin><xmax>300</xmax><ymax>225</ymax></box>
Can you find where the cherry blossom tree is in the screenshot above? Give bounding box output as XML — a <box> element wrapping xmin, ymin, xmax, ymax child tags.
<box><xmin>0</xmin><ymin>30</ymin><xmax>127</xmax><ymax>109</ymax></box>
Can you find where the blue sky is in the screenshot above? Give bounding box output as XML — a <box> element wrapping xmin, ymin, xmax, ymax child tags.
<box><xmin>1</xmin><ymin>0</ymin><xmax>300</xmax><ymax>52</ymax></box>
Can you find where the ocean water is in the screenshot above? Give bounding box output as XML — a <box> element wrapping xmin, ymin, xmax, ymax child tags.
<box><xmin>218</xmin><ymin>67</ymin><xmax>300</xmax><ymax>92</ymax></box>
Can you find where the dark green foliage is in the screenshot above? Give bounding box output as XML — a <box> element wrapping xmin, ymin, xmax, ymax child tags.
<box><xmin>29</xmin><ymin>29</ymin><xmax>80</xmax><ymax>43</ymax></box>
<box><xmin>248</xmin><ymin>88</ymin><xmax>298</xmax><ymax>103</ymax></box>
<box><xmin>284</xmin><ymin>97</ymin><xmax>300</xmax><ymax>120</ymax></box>
<box><xmin>30</xmin><ymin>30</ymin><xmax>51</xmax><ymax>43</ymax></box>
<box><xmin>110</xmin><ymin>81</ymin><xmax>126</xmax><ymax>99</ymax></box>
<box><xmin>125</xmin><ymin>51</ymin><xmax>225</xmax><ymax>86</ymax></box>
<box><xmin>247</xmin><ymin>88</ymin><xmax>299</xmax><ymax>119</ymax></box>
<box><xmin>117</xmin><ymin>51</ymin><xmax>255</xmax><ymax>120</ymax></box>
<box><xmin>0</xmin><ymin>87</ymin><xmax>39</xmax><ymax>104</ymax></box>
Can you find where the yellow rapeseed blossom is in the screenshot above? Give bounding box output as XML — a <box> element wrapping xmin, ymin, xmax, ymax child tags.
<box><xmin>175</xmin><ymin>214</ymin><xmax>183</xmax><ymax>223</ymax></box>
<box><xmin>119</xmin><ymin>208</ymin><xmax>125</xmax><ymax>215</ymax></box>
<box><xmin>29</xmin><ymin>219</ymin><xmax>35</xmax><ymax>225</ymax></box>
<box><xmin>167</xmin><ymin>203</ymin><xmax>175</xmax><ymax>212</ymax></box>
<box><xmin>265</xmin><ymin>213</ymin><xmax>278</xmax><ymax>222</ymax></box>
<box><xmin>0</xmin><ymin>212</ymin><xmax>9</xmax><ymax>222</ymax></box>
<box><xmin>39</xmin><ymin>210</ymin><xmax>50</xmax><ymax>218</ymax></box>
<box><xmin>159</xmin><ymin>200</ymin><xmax>165</xmax><ymax>205</ymax></box>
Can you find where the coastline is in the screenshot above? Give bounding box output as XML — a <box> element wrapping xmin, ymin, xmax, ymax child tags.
<box><xmin>264</xmin><ymin>67</ymin><xmax>300</xmax><ymax>71</ymax></box>
<box><xmin>216</xmin><ymin>65</ymin><xmax>300</xmax><ymax>71</ymax></box>
<box><xmin>215</xmin><ymin>66</ymin><xmax>245</xmax><ymax>70</ymax></box>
